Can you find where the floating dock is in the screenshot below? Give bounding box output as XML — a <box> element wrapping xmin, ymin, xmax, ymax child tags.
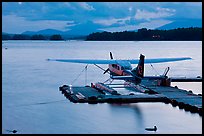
<box><xmin>59</xmin><ymin>84</ymin><xmax>168</xmax><ymax>104</ymax></box>
<box><xmin>170</xmin><ymin>76</ymin><xmax>202</xmax><ymax>82</ymax></box>
<box><xmin>140</xmin><ymin>80</ymin><xmax>202</xmax><ymax>115</ymax></box>
<box><xmin>59</xmin><ymin>80</ymin><xmax>202</xmax><ymax>115</ymax></box>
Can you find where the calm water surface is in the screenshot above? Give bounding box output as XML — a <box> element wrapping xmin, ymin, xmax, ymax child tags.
<box><xmin>2</xmin><ymin>41</ymin><xmax>202</xmax><ymax>134</ymax></box>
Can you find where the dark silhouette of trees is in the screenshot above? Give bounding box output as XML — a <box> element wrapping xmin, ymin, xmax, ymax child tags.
<box><xmin>86</xmin><ymin>27</ymin><xmax>202</xmax><ymax>41</ymax></box>
<box><xmin>2</xmin><ymin>34</ymin><xmax>12</xmax><ymax>40</ymax></box>
<box><xmin>31</xmin><ymin>34</ymin><xmax>45</xmax><ymax>40</ymax></box>
<box><xmin>2</xmin><ymin>34</ymin><xmax>64</xmax><ymax>41</ymax></box>
<box><xmin>12</xmin><ymin>34</ymin><xmax>31</xmax><ymax>40</ymax></box>
<box><xmin>49</xmin><ymin>34</ymin><xmax>63</xmax><ymax>40</ymax></box>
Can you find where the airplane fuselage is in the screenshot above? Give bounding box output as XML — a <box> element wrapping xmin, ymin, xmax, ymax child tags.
<box><xmin>108</xmin><ymin>59</ymin><xmax>169</xmax><ymax>86</ymax></box>
<box><xmin>108</xmin><ymin>64</ymin><xmax>131</xmax><ymax>76</ymax></box>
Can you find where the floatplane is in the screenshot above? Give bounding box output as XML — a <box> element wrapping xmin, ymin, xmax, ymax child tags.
<box><xmin>47</xmin><ymin>52</ymin><xmax>197</xmax><ymax>86</ymax></box>
<box><xmin>47</xmin><ymin>53</ymin><xmax>202</xmax><ymax>115</ymax></box>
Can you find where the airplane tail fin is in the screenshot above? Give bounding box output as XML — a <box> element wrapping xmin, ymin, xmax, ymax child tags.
<box><xmin>131</xmin><ymin>54</ymin><xmax>145</xmax><ymax>78</ymax></box>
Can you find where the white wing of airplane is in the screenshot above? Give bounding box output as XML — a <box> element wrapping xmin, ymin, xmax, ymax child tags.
<box><xmin>47</xmin><ymin>59</ymin><xmax>117</xmax><ymax>64</ymax></box>
<box><xmin>47</xmin><ymin>57</ymin><xmax>191</xmax><ymax>64</ymax></box>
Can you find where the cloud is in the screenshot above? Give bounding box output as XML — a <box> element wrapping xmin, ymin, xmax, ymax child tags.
<box><xmin>99</xmin><ymin>19</ymin><xmax>172</xmax><ymax>32</ymax></box>
<box><xmin>63</xmin><ymin>2</ymin><xmax>72</xmax><ymax>8</ymax></box>
<box><xmin>93</xmin><ymin>6</ymin><xmax>176</xmax><ymax>28</ymax></box>
<box><xmin>2</xmin><ymin>15</ymin><xmax>75</xmax><ymax>34</ymax></box>
<box><xmin>77</xmin><ymin>2</ymin><xmax>95</xmax><ymax>11</ymax></box>
<box><xmin>2</xmin><ymin>2</ymin><xmax>201</xmax><ymax>34</ymax></box>
<box><xmin>93</xmin><ymin>16</ymin><xmax>131</xmax><ymax>26</ymax></box>
<box><xmin>135</xmin><ymin>7</ymin><xmax>176</xmax><ymax>21</ymax></box>
<box><xmin>128</xmin><ymin>7</ymin><xmax>133</xmax><ymax>12</ymax></box>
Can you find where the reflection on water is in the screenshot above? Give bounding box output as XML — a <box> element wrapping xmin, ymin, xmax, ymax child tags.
<box><xmin>109</xmin><ymin>103</ymin><xmax>145</xmax><ymax>133</ymax></box>
<box><xmin>2</xmin><ymin>41</ymin><xmax>202</xmax><ymax>134</ymax></box>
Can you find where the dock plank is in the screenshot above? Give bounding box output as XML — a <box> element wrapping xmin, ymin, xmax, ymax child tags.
<box><xmin>141</xmin><ymin>83</ymin><xmax>202</xmax><ymax>109</ymax></box>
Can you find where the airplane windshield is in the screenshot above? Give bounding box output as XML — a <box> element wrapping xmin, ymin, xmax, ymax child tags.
<box><xmin>116</xmin><ymin>60</ymin><xmax>132</xmax><ymax>70</ymax></box>
<box><xmin>122</xmin><ymin>65</ymin><xmax>132</xmax><ymax>70</ymax></box>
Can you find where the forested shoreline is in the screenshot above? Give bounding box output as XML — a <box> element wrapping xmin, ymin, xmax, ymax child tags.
<box><xmin>2</xmin><ymin>34</ymin><xmax>64</xmax><ymax>41</ymax></box>
<box><xmin>86</xmin><ymin>27</ymin><xmax>202</xmax><ymax>41</ymax></box>
<box><xmin>2</xmin><ymin>27</ymin><xmax>202</xmax><ymax>41</ymax></box>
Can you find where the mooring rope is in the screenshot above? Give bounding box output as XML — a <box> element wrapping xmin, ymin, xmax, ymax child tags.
<box><xmin>150</xmin><ymin>63</ymin><xmax>160</xmax><ymax>76</ymax></box>
<box><xmin>85</xmin><ymin>64</ymin><xmax>88</xmax><ymax>85</ymax></box>
<box><xmin>71</xmin><ymin>64</ymin><xmax>88</xmax><ymax>85</ymax></box>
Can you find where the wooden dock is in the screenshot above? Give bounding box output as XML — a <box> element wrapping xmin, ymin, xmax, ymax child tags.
<box><xmin>170</xmin><ymin>77</ymin><xmax>202</xmax><ymax>82</ymax></box>
<box><xmin>59</xmin><ymin>81</ymin><xmax>202</xmax><ymax>116</ymax></box>
<box><xmin>140</xmin><ymin>80</ymin><xmax>202</xmax><ymax>115</ymax></box>
<box><xmin>59</xmin><ymin>85</ymin><xmax>168</xmax><ymax>104</ymax></box>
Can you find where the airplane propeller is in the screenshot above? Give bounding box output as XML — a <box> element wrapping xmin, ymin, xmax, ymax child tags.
<box><xmin>110</xmin><ymin>52</ymin><xmax>113</xmax><ymax>59</ymax></box>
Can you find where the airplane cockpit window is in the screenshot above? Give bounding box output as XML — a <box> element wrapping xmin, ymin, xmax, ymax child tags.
<box><xmin>112</xmin><ymin>64</ymin><xmax>116</xmax><ymax>68</ymax></box>
<box><xmin>116</xmin><ymin>60</ymin><xmax>132</xmax><ymax>70</ymax></box>
<box><xmin>123</xmin><ymin>65</ymin><xmax>132</xmax><ymax>70</ymax></box>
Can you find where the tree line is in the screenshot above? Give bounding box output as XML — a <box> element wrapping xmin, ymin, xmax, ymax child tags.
<box><xmin>2</xmin><ymin>27</ymin><xmax>202</xmax><ymax>41</ymax></box>
<box><xmin>86</xmin><ymin>27</ymin><xmax>202</xmax><ymax>41</ymax></box>
<box><xmin>2</xmin><ymin>34</ymin><xmax>64</xmax><ymax>41</ymax></box>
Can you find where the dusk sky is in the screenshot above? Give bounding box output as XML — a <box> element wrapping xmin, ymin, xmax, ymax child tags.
<box><xmin>2</xmin><ymin>2</ymin><xmax>202</xmax><ymax>34</ymax></box>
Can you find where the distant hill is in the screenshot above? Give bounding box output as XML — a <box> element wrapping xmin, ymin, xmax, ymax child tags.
<box><xmin>157</xmin><ymin>19</ymin><xmax>202</xmax><ymax>30</ymax></box>
<box><xmin>22</xmin><ymin>29</ymin><xmax>64</xmax><ymax>35</ymax></box>
<box><xmin>21</xmin><ymin>29</ymin><xmax>86</xmax><ymax>40</ymax></box>
<box><xmin>2</xmin><ymin>17</ymin><xmax>202</xmax><ymax>41</ymax></box>
<box><xmin>2</xmin><ymin>32</ymin><xmax>9</xmax><ymax>35</ymax></box>
<box><xmin>21</xmin><ymin>21</ymin><xmax>104</xmax><ymax>38</ymax></box>
<box><xmin>66</xmin><ymin>21</ymin><xmax>104</xmax><ymax>35</ymax></box>
<box><xmin>4</xmin><ymin>18</ymin><xmax>201</xmax><ymax>39</ymax></box>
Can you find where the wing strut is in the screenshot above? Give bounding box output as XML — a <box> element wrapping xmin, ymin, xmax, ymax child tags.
<box><xmin>94</xmin><ymin>64</ymin><xmax>110</xmax><ymax>74</ymax></box>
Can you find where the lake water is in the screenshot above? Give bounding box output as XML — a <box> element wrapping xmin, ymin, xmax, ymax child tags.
<box><xmin>2</xmin><ymin>41</ymin><xmax>202</xmax><ymax>134</ymax></box>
